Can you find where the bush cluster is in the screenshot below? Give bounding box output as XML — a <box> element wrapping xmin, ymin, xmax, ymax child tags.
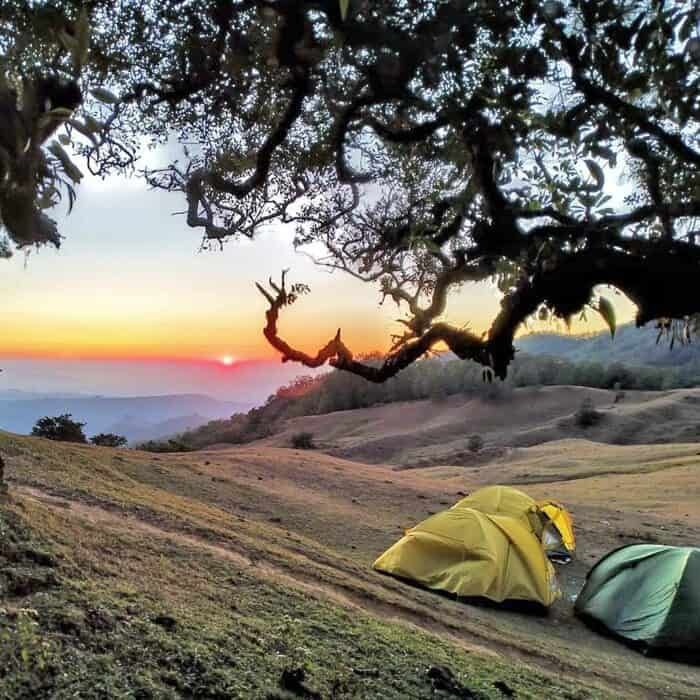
<box><xmin>89</xmin><ymin>433</ymin><xmax>128</xmax><ymax>448</ymax></box>
<box><xmin>31</xmin><ymin>414</ymin><xmax>87</xmax><ymax>444</ymax></box>
<box><xmin>467</xmin><ymin>435</ymin><xmax>484</xmax><ymax>453</ymax></box>
<box><xmin>291</xmin><ymin>432</ymin><xmax>315</xmax><ymax>450</ymax></box>
<box><xmin>574</xmin><ymin>398</ymin><xmax>602</xmax><ymax>428</ymax></box>
<box><xmin>31</xmin><ymin>416</ymin><xmax>128</xmax><ymax>447</ymax></box>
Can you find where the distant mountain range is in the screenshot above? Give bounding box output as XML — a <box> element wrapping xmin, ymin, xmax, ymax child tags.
<box><xmin>0</xmin><ymin>393</ymin><xmax>249</xmax><ymax>443</ymax></box>
<box><xmin>515</xmin><ymin>323</ymin><xmax>700</xmax><ymax>367</ymax></box>
<box><xmin>3</xmin><ymin>325</ymin><xmax>693</xmax><ymax>446</ymax></box>
<box><xmin>0</xmin><ymin>389</ymin><xmax>93</xmax><ymax>401</ymax></box>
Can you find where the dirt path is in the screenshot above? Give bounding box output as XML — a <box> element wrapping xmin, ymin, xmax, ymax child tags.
<box><xmin>17</xmin><ymin>485</ymin><xmax>493</xmax><ymax>656</ymax></box>
<box><xmin>16</xmin><ymin>484</ymin><xmax>672</xmax><ymax>699</ymax></box>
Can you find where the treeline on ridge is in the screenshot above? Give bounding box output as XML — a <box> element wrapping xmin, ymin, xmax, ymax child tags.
<box><xmin>138</xmin><ymin>352</ymin><xmax>696</xmax><ymax>452</ymax></box>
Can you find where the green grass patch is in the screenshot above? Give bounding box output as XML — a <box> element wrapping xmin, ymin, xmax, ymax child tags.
<box><xmin>0</xmin><ymin>498</ymin><xmax>608</xmax><ymax>699</ymax></box>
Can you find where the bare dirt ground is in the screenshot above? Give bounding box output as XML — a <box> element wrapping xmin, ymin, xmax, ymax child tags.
<box><xmin>4</xmin><ymin>424</ymin><xmax>700</xmax><ymax>698</ymax></box>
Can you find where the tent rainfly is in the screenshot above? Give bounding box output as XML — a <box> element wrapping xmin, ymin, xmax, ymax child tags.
<box><xmin>575</xmin><ymin>544</ymin><xmax>700</xmax><ymax>655</ymax></box>
<box><xmin>373</xmin><ymin>485</ymin><xmax>575</xmax><ymax>607</ymax></box>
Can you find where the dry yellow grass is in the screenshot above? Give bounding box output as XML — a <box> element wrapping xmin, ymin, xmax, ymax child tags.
<box><xmin>3</xmin><ymin>426</ymin><xmax>700</xmax><ymax>697</ymax></box>
<box><xmin>259</xmin><ymin>385</ymin><xmax>700</xmax><ymax>467</ymax></box>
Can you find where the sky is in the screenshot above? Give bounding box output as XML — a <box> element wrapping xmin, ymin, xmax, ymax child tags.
<box><xmin>0</xmin><ymin>153</ymin><xmax>637</xmax><ymax>400</ymax></box>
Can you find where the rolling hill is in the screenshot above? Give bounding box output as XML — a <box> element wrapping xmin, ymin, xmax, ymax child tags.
<box><xmin>2</xmin><ymin>429</ymin><xmax>700</xmax><ymax>698</ymax></box>
<box><xmin>228</xmin><ymin>385</ymin><xmax>700</xmax><ymax>465</ymax></box>
<box><xmin>170</xmin><ymin>339</ymin><xmax>700</xmax><ymax>454</ymax></box>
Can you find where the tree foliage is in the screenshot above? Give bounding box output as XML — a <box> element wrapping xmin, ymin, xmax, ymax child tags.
<box><xmin>291</xmin><ymin>431</ymin><xmax>315</xmax><ymax>449</ymax></box>
<box><xmin>31</xmin><ymin>413</ymin><xmax>87</xmax><ymax>443</ymax></box>
<box><xmin>89</xmin><ymin>432</ymin><xmax>128</xmax><ymax>447</ymax></box>
<box><xmin>1</xmin><ymin>1</ymin><xmax>699</xmax><ymax>380</ymax></box>
<box><xmin>574</xmin><ymin>397</ymin><xmax>602</xmax><ymax>427</ymax></box>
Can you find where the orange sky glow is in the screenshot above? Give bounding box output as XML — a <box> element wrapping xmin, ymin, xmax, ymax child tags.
<box><xmin>0</xmin><ymin>170</ymin><xmax>637</xmax><ymax>365</ymax></box>
<box><xmin>0</xmin><ymin>279</ymin><xmax>636</xmax><ymax>363</ymax></box>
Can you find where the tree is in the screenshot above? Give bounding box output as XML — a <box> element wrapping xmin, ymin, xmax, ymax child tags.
<box><xmin>291</xmin><ymin>431</ymin><xmax>315</xmax><ymax>449</ymax></box>
<box><xmin>467</xmin><ymin>434</ymin><xmax>484</xmax><ymax>453</ymax></box>
<box><xmin>89</xmin><ymin>432</ymin><xmax>128</xmax><ymax>447</ymax></box>
<box><xmin>31</xmin><ymin>414</ymin><xmax>87</xmax><ymax>443</ymax></box>
<box><xmin>1</xmin><ymin>2</ymin><xmax>699</xmax><ymax>383</ymax></box>
<box><xmin>0</xmin><ymin>454</ymin><xmax>7</xmax><ymax>495</ymax></box>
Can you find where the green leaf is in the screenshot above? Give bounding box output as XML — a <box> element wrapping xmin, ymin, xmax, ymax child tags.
<box><xmin>597</xmin><ymin>296</ymin><xmax>616</xmax><ymax>338</ymax></box>
<box><xmin>36</xmin><ymin>189</ymin><xmax>54</xmax><ymax>209</ymax></box>
<box><xmin>339</xmin><ymin>0</ymin><xmax>350</xmax><ymax>21</ymax></box>
<box><xmin>68</xmin><ymin>118</ymin><xmax>100</xmax><ymax>144</ymax></box>
<box><xmin>90</xmin><ymin>87</ymin><xmax>120</xmax><ymax>104</ymax></box>
<box><xmin>58</xmin><ymin>29</ymin><xmax>78</xmax><ymax>53</ymax></box>
<box><xmin>48</xmin><ymin>141</ymin><xmax>83</xmax><ymax>184</ymax></box>
<box><xmin>83</xmin><ymin>115</ymin><xmax>104</xmax><ymax>133</ymax></box>
<box><xmin>584</xmin><ymin>159</ymin><xmax>605</xmax><ymax>189</ymax></box>
<box><xmin>74</xmin><ymin>7</ymin><xmax>91</xmax><ymax>68</ymax></box>
<box><xmin>678</xmin><ymin>15</ymin><xmax>691</xmax><ymax>42</ymax></box>
<box><xmin>45</xmin><ymin>107</ymin><xmax>74</xmax><ymax>119</ymax></box>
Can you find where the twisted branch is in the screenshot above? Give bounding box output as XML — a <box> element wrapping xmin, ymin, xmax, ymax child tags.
<box><xmin>259</xmin><ymin>236</ymin><xmax>700</xmax><ymax>381</ymax></box>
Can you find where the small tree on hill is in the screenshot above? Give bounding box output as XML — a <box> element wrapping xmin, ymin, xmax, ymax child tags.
<box><xmin>0</xmin><ymin>455</ymin><xmax>7</xmax><ymax>495</ymax></box>
<box><xmin>32</xmin><ymin>414</ymin><xmax>87</xmax><ymax>443</ymax></box>
<box><xmin>291</xmin><ymin>432</ymin><xmax>315</xmax><ymax>450</ymax></box>
<box><xmin>467</xmin><ymin>435</ymin><xmax>484</xmax><ymax>453</ymax></box>
<box><xmin>89</xmin><ymin>433</ymin><xmax>128</xmax><ymax>448</ymax></box>
<box><xmin>137</xmin><ymin>438</ymin><xmax>195</xmax><ymax>453</ymax></box>
<box><xmin>574</xmin><ymin>398</ymin><xmax>602</xmax><ymax>428</ymax></box>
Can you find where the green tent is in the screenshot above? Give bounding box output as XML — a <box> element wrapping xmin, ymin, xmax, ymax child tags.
<box><xmin>575</xmin><ymin>544</ymin><xmax>700</xmax><ymax>655</ymax></box>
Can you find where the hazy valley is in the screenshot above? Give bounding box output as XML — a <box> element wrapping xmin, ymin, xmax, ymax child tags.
<box><xmin>0</xmin><ymin>393</ymin><xmax>248</xmax><ymax>443</ymax></box>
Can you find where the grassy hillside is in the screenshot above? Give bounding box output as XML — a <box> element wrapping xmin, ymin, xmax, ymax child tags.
<box><xmin>159</xmin><ymin>350</ymin><xmax>698</xmax><ymax>453</ymax></box>
<box><xmin>2</xmin><ymin>432</ymin><xmax>700</xmax><ymax>697</ymax></box>
<box><xmin>176</xmin><ymin>386</ymin><xmax>700</xmax><ymax>465</ymax></box>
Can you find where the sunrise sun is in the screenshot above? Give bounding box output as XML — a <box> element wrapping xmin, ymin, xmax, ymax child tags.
<box><xmin>220</xmin><ymin>355</ymin><xmax>236</xmax><ymax>366</ymax></box>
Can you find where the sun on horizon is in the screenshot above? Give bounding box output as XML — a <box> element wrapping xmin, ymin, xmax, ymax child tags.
<box><xmin>219</xmin><ymin>355</ymin><xmax>236</xmax><ymax>366</ymax></box>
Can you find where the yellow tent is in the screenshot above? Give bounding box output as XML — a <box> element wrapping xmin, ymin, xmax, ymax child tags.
<box><xmin>373</xmin><ymin>486</ymin><xmax>575</xmax><ymax>607</ymax></box>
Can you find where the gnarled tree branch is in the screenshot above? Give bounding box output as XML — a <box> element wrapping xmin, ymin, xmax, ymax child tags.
<box><xmin>259</xmin><ymin>236</ymin><xmax>700</xmax><ymax>381</ymax></box>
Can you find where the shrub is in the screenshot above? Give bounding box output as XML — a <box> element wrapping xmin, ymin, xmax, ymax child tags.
<box><xmin>137</xmin><ymin>439</ymin><xmax>194</xmax><ymax>453</ymax></box>
<box><xmin>291</xmin><ymin>432</ymin><xmax>315</xmax><ymax>449</ymax></box>
<box><xmin>612</xmin><ymin>382</ymin><xmax>626</xmax><ymax>404</ymax></box>
<box><xmin>574</xmin><ymin>398</ymin><xmax>602</xmax><ymax>428</ymax></box>
<box><xmin>31</xmin><ymin>414</ymin><xmax>87</xmax><ymax>443</ymax></box>
<box><xmin>90</xmin><ymin>433</ymin><xmax>128</xmax><ymax>448</ymax></box>
<box><xmin>467</xmin><ymin>434</ymin><xmax>484</xmax><ymax>453</ymax></box>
